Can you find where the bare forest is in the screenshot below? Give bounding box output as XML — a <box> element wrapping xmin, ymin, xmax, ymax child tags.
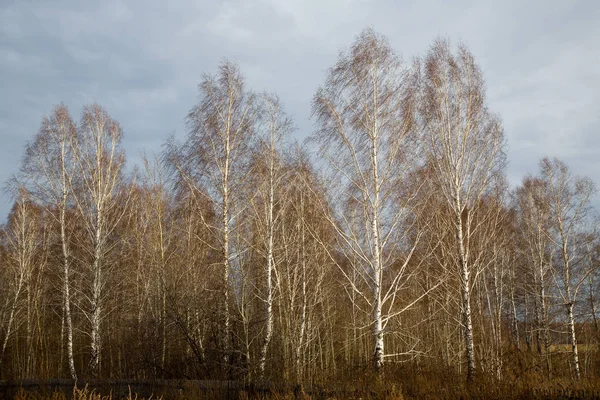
<box><xmin>2</xmin><ymin>29</ymin><xmax>600</xmax><ymax>397</ymax></box>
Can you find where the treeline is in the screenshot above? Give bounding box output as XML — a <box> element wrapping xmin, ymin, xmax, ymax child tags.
<box><xmin>0</xmin><ymin>29</ymin><xmax>598</xmax><ymax>385</ymax></box>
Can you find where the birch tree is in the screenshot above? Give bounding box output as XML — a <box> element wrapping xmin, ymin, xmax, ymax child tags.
<box><xmin>420</xmin><ymin>39</ymin><xmax>505</xmax><ymax>381</ymax></box>
<box><xmin>140</xmin><ymin>154</ymin><xmax>177</xmax><ymax>376</ymax></box>
<box><xmin>0</xmin><ymin>190</ymin><xmax>45</xmax><ymax>371</ymax></box>
<box><xmin>168</xmin><ymin>61</ymin><xmax>258</xmax><ymax>373</ymax></box>
<box><xmin>311</xmin><ymin>28</ymin><xmax>427</xmax><ymax>372</ymax></box>
<box><xmin>539</xmin><ymin>157</ymin><xmax>596</xmax><ymax>380</ymax></box>
<box><xmin>472</xmin><ymin>190</ymin><xmax>511</xmax><ymax>379</ymax></box>
<box><xmin>261</xmin><ymin>150</ymin><xmax>333</xmax><ymax>383</ymax></box>
<box><xmin>16</xmin><ymin>105</ymin><xmax>78</xmax><ymax>379</ymax></box>
<box><xmin>515</xmin><ymin>176</ymin><xmax>554</xmax><ymax>376</ymax></box>
<box><xmin>72</xmin><ymin>104</ymin><xmax>129</xmax><ymax>377</ymax></box>
<box><xmin>251</xmin><ymin>94</ymin><xmax>292</xmax><ymax>378</ymax></box>
<box><xmin>168</xmin><ymin>187</ymin><xmax>217</xmax><ymax>375</ymax></box>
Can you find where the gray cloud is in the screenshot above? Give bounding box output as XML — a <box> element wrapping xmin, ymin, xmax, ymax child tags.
<box><xmin>1</xmin><ymin>0</ymin><xmax>599</xmax><ymax>219</ymax></box>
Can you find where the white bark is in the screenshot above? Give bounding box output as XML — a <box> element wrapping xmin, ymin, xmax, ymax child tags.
<box><xmin>311</xmin><ymin>29</ymin><xmax>425</xmax><ymax>373</ymax></box>
<box><xmin>296</xmin><ymin>198</ymin><xmax>308</xmax><ymax>383</ymax></box>
<box><xmin>60</xmin><ymin>131</ymin><xmax>77</xmax><ymax>379</ymax></box>
<box><xmin>455</xmin><ymin>198</ymin><xmax>476</xmax><ymax>380</ymax></box>
<box><xmin>538</xmin><ymin>158</ymin><xmax>594</xmax><ymax>380</ymax></box>
<box><xmin>257</xmin><ymin>95</ymin><xmax>290</xmax><ymax>378</ymax></box>
<box><xmin>72</xmin><ymin>104</ymin><xmax>129</xmax><ymax>377</ymax></box>
<box><xmin>174</xmin><ymin>62</ymin><xmax>258</xmax><ymax>374</ymax></box>
<box><xmin>567</xmin><ymin>301</ymin><xmax>580</xmax><ymax>379</ymax></box>
<box><xmin>258</xmin><ymin>127</ymin><xmax>276</xmax><ymax>379</ymax></box>
<box><xmin>0</xmin><ymin>194</ymin><xmax>36</xmax><ymax>370</ymax></box>
<box><xmin>516</xmin><ymin>178</ymin><xmax>554</xmax><ymax>377</ymax></box>
<box><xmin>0</xmin><ymin>264</ymin><xmax>24</xmax><ymax>367</ymax></box>
<box><xmin>89</xmin><ymin>213</ymin><xmax>103</xmax><ymax>375</ymax></box>
<box><xmin>371</xmin><ymin>123</ymin><xmax>384</xmax><ymax>371</ymax></box>
<box><xmin>421</xmin><ymin>39</ymin><xmax>505</xmax><ymax>382</ymax></box>
<box><xmin>16</xmin><ymin>105</ymin><xmax>78</xmax><ymax>378</ymax></box>
<box><xmin>222</xmin><ymin>165</ymin><xmax>231</xmax><ymax>368</ymax></box>
<box><xmin>60</xmin><ymin>202</ymin><xmax>77</xmax><ymax>380</ymax></box>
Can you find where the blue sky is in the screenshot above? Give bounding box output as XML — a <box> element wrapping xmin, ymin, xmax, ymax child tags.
<box><xmin>1</xmin><ymin>0</ymin><xmax>599</xmax><ymax>219</ymax></box>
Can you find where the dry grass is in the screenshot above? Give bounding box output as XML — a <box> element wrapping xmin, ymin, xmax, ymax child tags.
<box><xmin>13</xmin><ymin>384</ymin><xmax>163</xmax><ymax>400</ymax></box>
<box><xmin>549</xmin><ymin>343</ymin><xmax>599</xmax><ymax>353</ymax></box>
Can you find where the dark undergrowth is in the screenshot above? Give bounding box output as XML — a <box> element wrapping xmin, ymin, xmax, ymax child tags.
<box><xmin>7</xmin><ymin>377</ymin><xmax>600</xmax><ymax>400</ymax></box>
<box><xmin>6</xmin><ymin>356</ymin><xmax>600</xmax><ymax>400</ymax></box>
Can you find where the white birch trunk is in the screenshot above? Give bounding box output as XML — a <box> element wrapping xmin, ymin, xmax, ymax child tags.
<box><xmin>1</xmin><ymin>198</ymin><xmax>29</xmax><ymax>369</ymax></box>
<box><xmin>0</xmin><ymin>282</ymin><xmax>22</xmax><ymax>367</ymax></box>
<box><xmin>567</xmin><ymin>302</ymin><xmax>581</xmax><ymax>379</ymax></box>
<box><xmin>60</xmin><ymin>190</ymin><xmax>77</xmax><ymax>380</ymax></box>
<box><xmin>509</xmin><ymin>264</ymin><xmax>520</xmax><ymax>350</ymax></box>
<box><xmin>560</xmin><ymin>218</ymin><xmax>581</xmax><ymax>380</ymax></box>
<box><xmin>540</xmin><ymin>265</ymin><xmax>552</xmax><ymax>378</ymax></box>
<box><xmin>222</xmin><ymin>169</ymin><xmax>231</xmax><ymax>370</ymax></box>
<box><xmin>294</xmin><ymin>192</ymin><xmax>308</xmax><ymax>384</ymax></box>
<box><xmin>89</xmin><ymin>214</ymin><xmax>103</xmax><ymax>376</ymax></box>
<box><xmin>371</xmin><ymin>119</ymin><xmax>384</xmax><ymax>372</ymax></box>
<box><xmin>456</xmin><ymin>200</ymin><xmax>476</xmax><ymax>381</ymax></box>
<box><xmin>258</xmin><ymin>138</ymin><xmax>275</xmax><ymax>378</ymax></box>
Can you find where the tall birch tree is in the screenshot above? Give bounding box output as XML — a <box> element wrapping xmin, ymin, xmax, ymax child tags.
<box><xmin>311</xmin><ymin>28</ymin><xmax>426</xmax><ymax>372</ymax></box>
<box><xmin>16</xmin><ymin>105</ymin><xmax>78</xmax><ymax>379</ymax></box>
<box><xmin>253</xmin><ymin>94</ymin><xmax>292</xmax><ymax>378</ymax></box>
<box><xmin>539</xmin><ymin>157</ymin><xmax>596</xmax><ymax>380</ymax></box>
<box><xmin>72</xmin><ymin>104</ymin><xmax>129</xmax><ymax>377</ymax></box>
<box><xmin>515</xmin><ymin>176</ymin><xmax>554</xmax><ymax>377</ymax></box>
<box><xmin>420</xmin><ymin>39</ymin><xmax>505</xmax><ymax>381</ymax></box>
<box><xmin>0</xmin><ymin>190</ymin><xmax>45</xmax><ymax>371</ymax></box>
<box><xmin>168</xmin><ymin>61</ymin><xmax>258</xmax><ymax>373</ymax></box>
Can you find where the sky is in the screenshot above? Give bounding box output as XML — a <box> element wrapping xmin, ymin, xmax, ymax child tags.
<box><xmin>1</xmin><ymin>0</ymin><xmax>599</xmax><ymax>220</ymax></box>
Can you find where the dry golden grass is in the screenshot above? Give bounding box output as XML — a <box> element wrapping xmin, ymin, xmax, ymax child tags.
<box><xmin>549</xmin><ymin>343</ymin><xmax>599</xmax><ymax>353</ymax></box>
<box><xmin>13</xmin><ymin>384</ymin><xmax>163</xmax><ymax>400</ymax></box>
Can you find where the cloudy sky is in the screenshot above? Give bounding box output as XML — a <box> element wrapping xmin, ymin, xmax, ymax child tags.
<box><xmin>1</xmin><ymin>0</ymin><xmax>599</xmax><ymax>219</ymax></box>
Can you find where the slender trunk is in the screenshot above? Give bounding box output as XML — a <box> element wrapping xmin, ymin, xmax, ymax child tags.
<box><xmin>59</xmin><ymin>305</ymin><xmax>65</xmax><ymax>376</ymax></box>
<box><xmin>567</xmin><ymin>302</ymin><xmax>581</xmax><ymax>379</ymax></box>
<box><xmin>193</xmin><ymin>309</ymin><xmax>205</xmax><ymax>363</ymax></box>
<box><xmin>540</xmin><ymin>283</ymin><xmax>552</xmax><ymax>379</ymax></box>
<box><xmin>328</xmin><ymin>300</ymin><xmax>337</xmax><ymax>374</ymax></box>
<box><xmin>258</xmin><ymin>155</ymin><xmax>275</xmax><ymax>379</ymax></box>
<box><xmin>60</xmin><ymin>203</ymin><xmax>77</xmax><ymax>380</ymax></box>
<box><xmin>161</xmin><ymin>265</ymin><xmax>167</xmax><ymax>377</ymax></box>
<box><xmin>589</xmin><ymin>276</ymin><xmax>599</xmax><ymax>335</ymax></box>
<box><xmin>493</xmin><ymin>261</ymin><xmax>503</xmax><ymax>380</ymax></box>
<box><xmin>0</xmin><ymin>212</ymin><xmax>27</xmax><ymax>371</ymax></box>
<box><xmin>89</xmin><ymin>213</ymin><xmax>103</xmax><ymax>377</ymax></box>
<box><xmin>537</xmin><ymin>262</ymin><xmax>552</xmax><ymax>378</ymax></box>
<box><xmin>222</xmin><ymin>181</ymin><xmax>231</xmax><ymax>372</ymax></box>
<box><xmin>259</xmin><ymin>227</ymin><xmax>273</xmax><ymax>378</ymax></box>
<box><xmin>534</xmin><ymin>268</ymin><xmax>543</xmax><ymax>355</ymax></box>
<box><xmin>510</xmin><ymin>266</ymin><xmax>520</xmax><ymax>350</ymax></box>
<box><xmin>560</xmin><ymin>222</ymin><xmax>580</xmax><ymax>379</ymax></box>
<box><xmin>524</xmin><ymin>298</ymin><xmax>532</xmax><ymax>351</ymax></box>
<box><xmin>244</xmin><ymin>318</ymin><xmax>251</xmax><ymax>381</ymax></box>
<box><xmin>456</xmin><ymin>203</ymin><xmax>475</xmax><ymax>382</ymax></box>
<box><xmin>295</xmin><ymin>194</ymin><xmax>307</xmax><ymax>384</ymax></box>
<box><xmin>25</xmin><ymin>279</ymin><xmax>32</xmax><ymax>377</ymax></box>
<box><xmin>371</xmin><ymin>133</ymin><xmax>384</xmax><ymax>372</ymax></box>
<box><xmin>543</xmin><ymin>313</ymin><xmax>552</xmax><ymax>380</ymax></box>
<box><xmin>0</xmin><ymin>289</ymin><xmax>21</xmax><ymax>367</ymax></box>
<box><xmin>158</xmin><ymin>215</ymin><xmax>167</xmax><ymax>377</ymax></box>
<box><xmin>373</xmin><ymin>289</ymin><xmax>384</xmax><ymax>371</ymax></box>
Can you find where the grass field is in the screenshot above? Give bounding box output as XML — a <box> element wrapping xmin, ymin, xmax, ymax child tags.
<box><xmin>549</xmin><ymin>343</ymin><xmax>599</xmax><ymax>353</ymax></box>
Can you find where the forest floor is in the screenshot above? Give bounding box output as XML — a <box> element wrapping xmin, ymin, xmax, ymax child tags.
<box><xmin>4</xmin><ymin>377</ymin><xmax>600</xmax><ymax>400</ymax></box>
